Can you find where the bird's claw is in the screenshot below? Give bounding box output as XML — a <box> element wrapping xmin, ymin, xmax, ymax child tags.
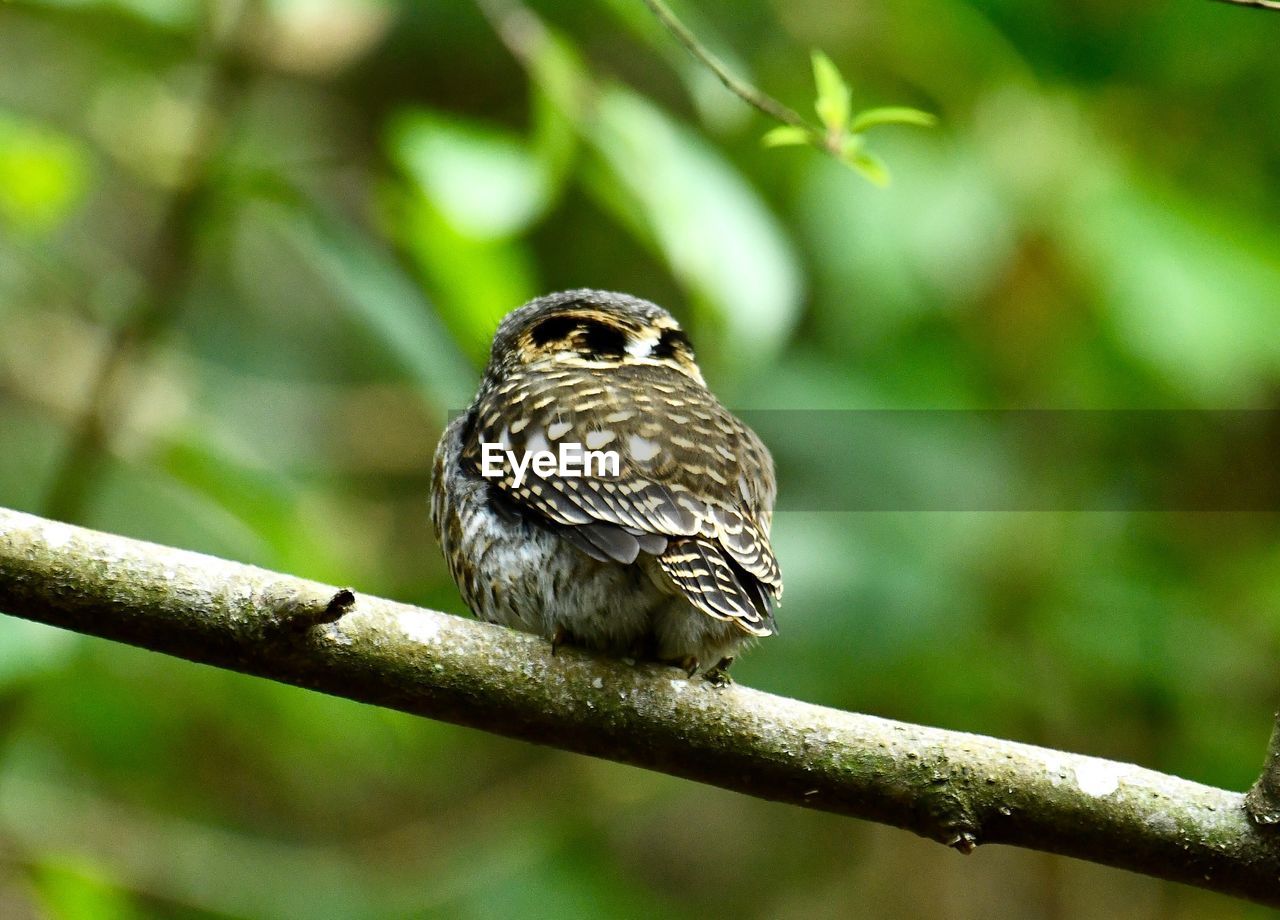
<box><xmin>702</xmin><ymin>667</ymin><xmax>733</xmax><ymax>687</ymax></box>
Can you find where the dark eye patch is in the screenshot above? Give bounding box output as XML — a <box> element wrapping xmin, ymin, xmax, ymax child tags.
<box><xmin>529</xmin><ymin>314</ymin><xmax>629</xmax><ymax>359</ymax></box>
<box><xmin>529</xmin><ymin>315</ymin><xmax>579</xmax><ymax>346</ymax></box>
<box><xmin>652</xmin><ymin>328</ymin><xmax>691</xmax><ymax>360</ymax></box>
<box><xmin>579</xmin><ymin>320</ymin><xmax>627</xmax><ymax>358</ymax></box>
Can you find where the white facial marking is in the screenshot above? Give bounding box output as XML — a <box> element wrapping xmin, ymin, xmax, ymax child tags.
<box><xmin>626</xmin><ymin>333</ymin><xmax>659</xmax><ymax>358</ymax></box>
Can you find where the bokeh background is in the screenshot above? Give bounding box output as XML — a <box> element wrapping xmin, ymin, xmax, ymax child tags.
<box><xmin>1</xmin><ymin>0</ymin><xmax>1279</xmax><ymax>916</ymax></box>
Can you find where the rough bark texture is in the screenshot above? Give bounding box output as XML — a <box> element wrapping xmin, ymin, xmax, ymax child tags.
<box><xmin>1246</xmin><ymin>713</ymin><xmax>1280</xmax><ymax>828</ymax></box>
<box><xmin>0</xmin><ymin>506</ymin><xmax>1277</xmax><ymax>905</ymax></box>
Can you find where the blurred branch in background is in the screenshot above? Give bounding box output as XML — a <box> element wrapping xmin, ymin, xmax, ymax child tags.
<box><xmin>2</xmin><ymin>505</ymin><xmax>1279</xmax><ymax>908</ymax></box>
<box><xmin>41</xmin><ymin>0</ymin><xmax>259</xmax><ymax>524</ymax></box>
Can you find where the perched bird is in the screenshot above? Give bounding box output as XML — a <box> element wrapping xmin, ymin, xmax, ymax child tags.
<box><xmin>431</xmin><ymin>290</ymin><xmax>781</xmax><ymax>679</ymax></box>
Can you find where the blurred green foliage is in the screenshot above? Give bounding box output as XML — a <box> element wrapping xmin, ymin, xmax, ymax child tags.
<box><xmin>0</xmin><ymin>0</ymin><xmax>1278</xmax><ymax>916</ymax></box>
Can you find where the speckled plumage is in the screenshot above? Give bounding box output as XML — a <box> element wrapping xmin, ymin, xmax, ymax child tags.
<box><xmin>430</xmin><ymin>290</ymin><xmax>781</xmax><ymax>675</ymax></box>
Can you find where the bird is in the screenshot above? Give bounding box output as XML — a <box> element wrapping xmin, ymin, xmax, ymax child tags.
<box><xmin>430</xmin><ymin>289</ymin><xmax>781</xmax><ymax>680</ymax></box>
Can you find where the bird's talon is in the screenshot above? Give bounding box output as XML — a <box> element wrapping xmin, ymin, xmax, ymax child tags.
<box><xmin>702</xmin><ymin>667</ymin><xmax>733</xmax><ymax>687</ymax></box>
<box><xmin>701</xmin><ymin>657</ymin><xmax>734</xmax><ymax>686</ymax></box>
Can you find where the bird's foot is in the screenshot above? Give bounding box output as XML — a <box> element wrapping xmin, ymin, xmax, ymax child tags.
<box><xmin>702</xmin><ymin>657</ymin><xmax>735</xmax><ymax>687</ymax></box>
<box><xmin>665</xmin><ymin>656</ymin><xmax>735</xmax><ymax>684</ymax></box>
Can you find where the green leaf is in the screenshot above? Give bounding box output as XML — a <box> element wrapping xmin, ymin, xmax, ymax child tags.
<box><xmin>525</xmin><ymin>22</ymin><xmax>592</xmax><ymax>119</ymax></box>
<box><xmin>388</xmin><ymin>111</ymin><xmax>555</xmax><ymax>241</ymax></box>
<box><xmin>847</xmin><ymin>149</ymin><xmax>891</xmax><ymax>186</ymax></box>
<box><xmin>523</xmin><ymin>26</ymin><xmax>589</xmax><ymax>191</ymax></box>
<box><xmin>1065</xmin><ymin>178</ymin><xmax>1280</xmax><ymax>402</ymax></box>
<box><xmin>528</xmin><ymin>56</ymin><xmax>582</xmax><ymax>191</ymax></box>
<box><xmin>840</xmin><ymin>134</ymin><xmax>866</xmax><ymax>158</ymax></box>
<box><xmin>0</xmin><ymin>110</ymin><xmax>92</xmax><ymax>235</ymax></box>
<box><xmin>392</xmin><ymin>193</ymin><xmax>539</xmax><ymax>365</ymax></box>
<box><xmin>761</xmin><ymin>125</ymin><xmax>813</xmax><ymax>148</ymax></box>
<box><xmin>811</xmin><ymin>51</ymin><xmax>851</xmax><ymax>133</ymax></box>
<box><xmin>850</xmin><ymin>106</ymin><xmax>938</xmax><ymax>133</ymax></box>
<box><xmin>31</xmin><ymin>860</ymin><xmax>141</xmax><ymax>920</ymax></box>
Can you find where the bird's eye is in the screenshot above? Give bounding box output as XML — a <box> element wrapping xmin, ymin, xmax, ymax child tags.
<box><xmin>652</xmin><ymin>328</ymin><xmax>692</xmax><ymax>360</ymax></box>
<box><xmin>529</xmin><ymin>315</ymin><xmax>579</xmax><ymax>346</ymax></box>
<box><xmin>578</xmin><ymin>321</ymin><xmax>627</xmax><ymax>359</ymax></box>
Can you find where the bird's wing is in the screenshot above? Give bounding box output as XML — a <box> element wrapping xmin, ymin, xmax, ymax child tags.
<box><xmin>656</xmin><ymin>538</ymin><xmax>774</xmax><ymax>636</ymax></box>
<box><xmin>460</xmin><ymin>361</ymin><xmax>781</xmax><ymax>632</ymax></box>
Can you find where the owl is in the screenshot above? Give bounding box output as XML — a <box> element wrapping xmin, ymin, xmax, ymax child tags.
<box><xmin>430</xmin><ymin>290</ymin><xmax>781</xmax><ymax>679</ymax></box>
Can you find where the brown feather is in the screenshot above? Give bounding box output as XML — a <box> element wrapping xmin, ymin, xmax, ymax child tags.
<box><xmin>460</xmin><ymin>359</ymin><xmax>781</xmax><ymax>625</ymax></box>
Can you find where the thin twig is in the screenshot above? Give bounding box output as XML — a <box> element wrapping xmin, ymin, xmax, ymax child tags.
<box><xmin>638</xmin><ymin>0</ymin><xmax>812</xmax><ymax>129</ymax></box>
<box><xmin>1</xmin><ymin>505</ymin><xmax>1279</xmax><ymax>906</ymax></box>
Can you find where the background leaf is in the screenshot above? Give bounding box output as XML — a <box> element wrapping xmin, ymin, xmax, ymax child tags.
<box><xmin>389</xmin><ymin>111</ymin><xmax>557</xmax><ymax>241</ymax></box>
<box><xmin>811</xmin><ymin>50</ymin><xmax>851</xmax><ymax>133</ymax></box>
<box><xmin>0</xmin><ymin>110</ymin><xmax>92</xmax><ymax>235</ymax></box>
<box><xmin>762</xmin><ymin>125</ymin><xmax>812</xmax><ymax>148</ymax></box>
<box><xmin>848</xmin><ymin>149</ymin><xmax>890</xmax><ymax>186</ymax></box>
<box><xmin>851</xmin><ymin>106</ymin><xmax>939</xmax><ymax>133</ymax></box>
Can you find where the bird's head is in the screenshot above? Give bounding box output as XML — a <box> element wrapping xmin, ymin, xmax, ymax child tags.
<box><xmin>484</xmin><ymin>289</ymin><xmax>704</xmax><ymax>386</ymax></box>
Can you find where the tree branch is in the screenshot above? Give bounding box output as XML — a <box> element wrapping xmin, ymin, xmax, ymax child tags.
<box><xmin>0</xmin><ymin>506</ymin><xmax>1277</xmax><ymax>906</ymax></box>
<box><xmin>1246</xmin><ymin>712</ymin><xmax>1280</xmax><ymax>827</ymax></box>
